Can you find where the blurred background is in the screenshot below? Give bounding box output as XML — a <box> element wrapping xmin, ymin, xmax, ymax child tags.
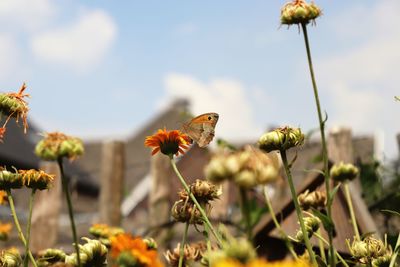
<box><xmin>0</xmin><ymin>0</ymin><xmax>398</xmax><ymax>159</ymax></box>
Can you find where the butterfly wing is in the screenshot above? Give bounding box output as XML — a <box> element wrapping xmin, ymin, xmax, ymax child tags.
<box><xmin>181</xmin><ymin>113</ymin><xmax>219</xmax><ymax>147</ymax></box>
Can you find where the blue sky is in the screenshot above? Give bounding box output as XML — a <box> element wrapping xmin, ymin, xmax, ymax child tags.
<box><xmin>0</xmin><ymin>0</ymin><xmax>399</xmax><ymax>159</ymax></box>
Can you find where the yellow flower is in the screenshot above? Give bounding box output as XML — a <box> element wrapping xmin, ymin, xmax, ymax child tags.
<box><xmin>0</xmin><ymin>221</ymin><xmax>12</xmax><ymax>241</ymax></box>
<box><xmin>0</xmin><ymin>190</ymin><xmax>7</xmax><ymax>205</ymax></box>
<box><xmin>212</xmin><ymin>259</ymin><xmax>312</xmax><ymax>267</ymax></box>
<box><xmin>144</xmin><ymin>128</ymin><xmax>191</xmax><ymax>156</ymax></box>
<box><xmin>212</xmin><ymin>258</ymin><xmax>243</xmax><ymax>267</ymax></box>
<box><xmin>110</xmin><ymin>233</ymin><xmax>163</xmax><ymax>267</ymax></box>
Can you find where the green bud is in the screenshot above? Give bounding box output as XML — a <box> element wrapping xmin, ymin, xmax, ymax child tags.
<box><xmin>330</xmin><ymin>162</ymin><xmax>359</xmax><ymax>182</ymax></box>
<box><xmin>0</xmin><ymin>248</ymin><xmax>22</xmax><ymax>267</ymax></box>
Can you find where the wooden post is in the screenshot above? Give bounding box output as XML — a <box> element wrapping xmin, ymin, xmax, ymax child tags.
<box><xmin>30</xmin><ymin>161</ymin><xmax>62</xmax><ymax>253</ymax></box>
<box><xmin>99</xmin><ymin>140</ymin><xmax>125</xmax><ymax>226</ymax></box>
<box><xmin>148</xmin><ymin>153</ymin><xmax>171</xmax><ymax>239</ymax></box>
<box><xmin>328</xmin><ymin>127</ymin><xmax>379</xmax><ymax>236</ymax></box>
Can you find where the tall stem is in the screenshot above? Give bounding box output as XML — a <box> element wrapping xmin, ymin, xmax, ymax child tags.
<box><xmin>301</xmin><ymin>22</ymin><xmax>335</xmax><ymax>266</ymax></box>
<box><xmin>263</xmin><ymin>187</ymin><xmax>298</xmax><ymax>259</ymax></box>
<box><xmin>343</xmin><ymin>182</ymin><xmax>360</xmax><ymax>240</ymax></box>
<box><xmin>23</xmin><ymin>189</ymin><xmax>36</xmax><ymax>267</ymax></box>
<box><xmin>389</xmin><ymin>231</ymin><xmax>400</xmax><ymax>267</ymax></box>
<box><xmin>280</xmin><ymin>150</ymin><xmax>317</xmax><ymax>265</ymax></box>
<box><xmin>57</xmin><ymin>158</ymin><xmax>81</xmax><ymax>267</ymax></box>
<box><xmin>178</xmin><ymin>222</ymin><xmax>190</xmax><ymax>267</ymax></box>
<box><xmin>6</xmin><ymin>190</ymin><xmax>38</xmax><ymax>267</ymax></box>
<box><xmin>314</xmin><ymin>232</ymin><xmax>349</xmax><ymax>267</ymax></box>
<box><xmin>204</xmin><ymin>223</ymin><xmax>212</xmax><ymax>266</ymax></box>
<box><xmin>170</xmin><ymin>157</ymin><xmax>222</xmax><ymax>246</ymax></box>
<box><xmin>239</xmin><ymin>187</ymin><xmax>252</xmax><ymax>241</ymax></box>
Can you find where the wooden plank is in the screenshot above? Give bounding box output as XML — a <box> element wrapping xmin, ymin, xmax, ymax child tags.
<box><xmin>99</xmin><ymin>140</ymin><xmax>125</xmax><ymax>226</ymax></box>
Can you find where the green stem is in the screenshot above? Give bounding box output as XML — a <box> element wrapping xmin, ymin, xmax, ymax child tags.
<box><xmin>280</xmin><ymin>150</ymin><xmax>317</xmax><ymax>265</ymax></box>
<box><xmin>239</xmin><ymin>187</ymin><xmax>252</xmax><ymax>241</ymax></box>
<box><xmin>204</xmin><ymin>223</ymin><xmax>212</xmax><ymax>267</ymax></box>
<box><xmin>301</xmin><ymin>22</ymin><xmax>336</xmax><ymax>266</ymax></box>
<box><xmin>23</xmin><ymin>189</ymin><xmax>36</xmax><ymax>267</ymax></box>
<box><xmin>178</xmin><ymin>222</ymin><xmax>190</xmax><ymax>267</ymax></box>
<box><xmin>343</xmin><ymin>182</ymin><xmax>360</xmax><ymax>240</ymax></box>
<box><xmin>57</xmin><ymin>158</ymin><xmax>81</xmax><ymax>267</ymax></box>
<box><xmin>263</xmin><ymin>187</ymin><xmax>298</xmax><ymax>259</ymax></box>
<box><xmin>314</xmin><ymin>232</ymin><xmax>349</xmax><ymax>267</ymax></box>
<box><xmin>6</xmin><ymin>190</ymin><xmax>38</xmax><ymax>267</ymax></box>
<box><xmin>317</xmin><ymin>228</ymin><xmax>326</xmax><ymax>262</ymax></box>
<box><xmin>170</xmin><ymin>157</ymin><xmax>223</xmax><ymax>246</ymax></box>
<box><xmin>389</xmin><ymin>231</ymin><xmax>400</xmax><ymax>267</ymax></box>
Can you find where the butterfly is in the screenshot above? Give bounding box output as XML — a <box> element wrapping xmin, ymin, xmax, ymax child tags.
<box><xmin>181</xmin><ymin>112</ymin><xmax>219</xmax><ymax>147</ymax></box>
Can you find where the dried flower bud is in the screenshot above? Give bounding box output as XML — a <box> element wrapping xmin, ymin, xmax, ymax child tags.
<box><xmin>179</xmin><ymin>179</ymin><xmax>222</xmax><ymax>203</ymax></box>
<box><xmin>295</xmin><ymin>215</ymin><xmax>320</xmax><ymax>242</ymax></box>
<box><xmin>37</xmin><ymin>249</ymin><xmax>66</xmax><ymax>267</ymax></box>
<box><xmin>19</xmin><ymin>169</ymin><xmax>55</xmax><ymax>190</ymax></box>
<box><xmin>65</xmin><ymin>238</ymin><xmax>107</xmax><ymax>267</ymax></box>
<box><xmin>165</xmin><ymin>243</ymin><xmax>199</xmax><ymax>267</ymax></box>
<box><xmin>0</xmin><ymin>222</ymin><xmax>13</xmax><ymax>241</ymax></box>
<box><xmin>298</xmin><ymin>190</ymin><xmax>326</xmax><ymax>210</ymax></box>
<box><xmin>171</xmin><ymin>200</ymin><xmax>204</xmax><ymax>225</ymax></box>
<box><xmin>0</xmin><ymin>83</ymin><xmax>30</xmax><ymax>141</ymax></box>
<box><xmin>330</xmin><ymin>162</ymin><xmax>359</xmax><ymax>182</ymax></box>
<box><xmin>0</xmin><ymin>167</ymin><xmax>23</xmax><ymax>190</ymax></box>
<box><xmin>35</xmin><ymin>132</ymin><xmax>84</xmax><ymax>161</ymax></box>
<box><xmin>204</xmin><ymin>154</ymin><xmax>238</xmax><ymax>183</ymax></box>
<box><xmin>258</xmin><ymin>126</ymin><xmax>304</xmax><ymax>152</ymax></box>
<box><xmin>281</xmin><ymin>0</ymin><xmax>321</xmax><ymax>26</ymax></box>
<box><xmin>372</xmin><ymin>249</ymin><xmax>392</xmax><ymax>267</ymax></box>
<box><xmin>0</xmin><ymin>248</ymin><xmax>22</xmax><ymax>267</ymax></box>
<box><xmin>347</xmin><ymin>235</ymin><xmax>392</xmax><ymax>265</ymax></box>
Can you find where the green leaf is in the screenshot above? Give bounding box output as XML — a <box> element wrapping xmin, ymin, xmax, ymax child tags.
<box><xmin>328</xmin><ymin>183</ymin><xmax>341</xmax><ymax>207</ymax></box>
<box><xmin>311</xmin><ymin>208</ymin><xmax>335</xmax><ymax>234</ymax></box>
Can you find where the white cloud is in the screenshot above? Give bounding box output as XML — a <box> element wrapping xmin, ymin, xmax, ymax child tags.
<box><xmin>0</xmin><ymin>0</ymin><xmax>56</xmax><ymax>32</ymax></box>
<box><xmin>162</xmin><ymin>73</ymin><xmax>265</xmax><ymax>141</ymax></box>
<box><xmin>31</xmin><ymin>9</ymin><xmax>117</xmax><ymax>71</ymax></box>
<box><xmin>0</xmin><ymin>34</ymin><xmax>20</xmax><ymax>81</ymax></box>
<box><xmin>318</xmin><ymin>0</ymin><xmax>400</xmax><ymax>157</ymax></box>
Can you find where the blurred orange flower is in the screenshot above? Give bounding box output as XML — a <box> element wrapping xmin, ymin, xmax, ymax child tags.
<box><xmin>110</xmin><ymin>233</ymin><xmax>163</xmax><ymax>267</ymax></box>
<box><xmin>0</xmin><ymin>190</ymin><xmax>7</xmax><ymax>205</ymax></box>
<box><xmin>144</xmin><ymin>128</ymin><xmax>191</xmax><ymax>156</ymax></box>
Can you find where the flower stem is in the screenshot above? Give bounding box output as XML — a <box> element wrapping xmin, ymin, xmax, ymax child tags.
<box><xmin>178</xmin><ymin>222</ymin><xmax>190</xmax><ymax>267</ymax></box>
<box><xmin>170</xmin><ymin>157</ymin><xmax>222</xmax><ymax>246</ymax></box>
<box><xmin>389</xmin><ymin>231</ymin><xmax>400</xmax><ymax>267</ymax></box>
<box><xmin>6</xmin><ymin>190</ymin><xmax>38</xmax><ymax>267</ymax></box>
<box><xmin>23</xmin><ymin>189</ymin><xmax>36</xmax><ymax>267</ymax></box>
<box><xmin>343</xmin><ymin>182</ymin><xmax>360</xmax><ymax>240</ymax></box>
<box><xmin>314</xmin><ymin>232</ymin><xmax>349</xmax><ymax>267</ymax></box>
<box><xmin>204</xmin><ymin>223</ymin><xmax>212</xmax><ymax>266</ymax></box>
<box><xmin>239</xmin><ymin>187</ymin><xmax>252</xmax><ymax>241</ymax></box>
<box><xmin>301</xmin><ymin>22</ymin><xmax>336</xmax><ymax>266</ymax></box>
<box><xmin>317</xmin><ymin>228</ymin><xmax>326</xmax><ymax>262</ymax></box>
<box><xmin>280</xmin><ymin>150</ymin><xmax>317</xmax><ymax>265</ymax></box>
<box><xmin>263</xmin><ymin>186</ymin><xmax>298</xmax><ymax>259</ymax></box>
<box><xmin>57</xmin><ymin>158</ymin><xmax>81</xmax><ymax>267</ymax></box>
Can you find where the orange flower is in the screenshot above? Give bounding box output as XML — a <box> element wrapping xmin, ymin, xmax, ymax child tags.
<box><xmin>110</xmin><ymin>233</ymin><xmax>163</xmax><ymax>267</ymax></box>
<box><xmin>144</xmin><ymin>128</ymin><xmax>191</xmax><ymax>156</ymax></box>
<box><xmin>0</xmin><ymin>221</ymin><xmax>12</xmax><ymax>241</ymax></box>
<box><xmin>0</xmin><ymin>190</ymin><xmax>7</xmax><ymax>205</ymax></box>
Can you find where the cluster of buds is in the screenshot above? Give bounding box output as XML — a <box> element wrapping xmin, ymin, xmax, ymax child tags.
<box><xmin>35</xmin><ymin>132</ymin><xmax>84</xmax><ymax>161</ymax></box>
<box><xmin>89</xmin><ymin>223</ymin><xmax>124</xmax><ymax>247</ymax></box>
<box><xmin>280</xmin><ymin>0</ymin><xmax>321</xmax><ymax>26</ymax></box>
<box><xmin>0</xmin><ymin>221</ymin><xmax>12</xmax><ymax>241</ymax></box>
<box><xmin>330</xmin><ymin>162</ymin><xmax>359</xmax><ymax>182</ymax></box>
<box><xmin>347</xmin><ymin>236</ymin><xmax>392</xmax><ymax>267</ymax></box>
<box><xmin>297</xmin><ymin>189</ymin><xmax>326</xmax><ymax>210</ymax></box>
<box><xmin>0</xmin><ymin>248</ymin><xmax>22</xmax><ymax>267</ymax></box>
<box><xmin>205</xmin><ymin>145</ymin><xmax>279</xmax><ymax>188</ymax></box>
<box><xmin>294</xmin><ymin>214</ymin><xmax>321</xmax><ymax>242</ymax></box>
<box><xmin>65</xmin><ymin>238</ymin><xmax>107</xmax><ymax>267</ymax></box>
<box><xmin>37</xmin><ymin>249</ymin><xmax>66</xmax><ymax>267</ymax></box>
<box><xmin>0</xmin><ymin>83</ymin><xmax>30</xmax><ymax>140</ymax></box>
<box><xmin>164</xmin><ymin>243</ymin><xmax>201</xmax><ymax>267</ymax></box>
<box><xmin>172</xmin><ymin>179</ymin><xmax>220</xmax><ymax>224</ymax></box>
<box><xmin>258</xmin><ymin>126</ymin><xmax>304</xmax><ymax>153</ymax></box>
